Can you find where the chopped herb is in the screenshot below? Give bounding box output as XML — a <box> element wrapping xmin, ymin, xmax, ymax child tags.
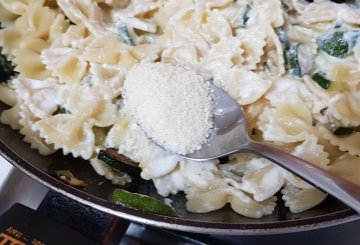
<box><xmin>110</xmin><ymin>189</ymin><xmax>177</xmax><ymax>217</ymax></box>
<box><xmin>333</xmin><ymin>127</ymin><xmax>355</xmax><ymax>136</ymax></box>
<box><xmin>240</xmin><ymin>4</ymin><xmax>251</xmax><ymax>28</ymax></box>
<box><xmin>55</xmin><ymin>170</ymin><xmax>86</xmax><ymax>187</ymax></box>
<box><xmin>312</xmin><ymin>72</ymin><xmax>332</xmax><ymax>89</ymax></box>
<box><xmin>117</xmin><ymin>22</ymin><xmax>135</xmax><ymax>46</ymax></box>
<box><xmin>317</xmin><ymin>31</ymin><xmax>360</xmax><ymax>58</ymax></box>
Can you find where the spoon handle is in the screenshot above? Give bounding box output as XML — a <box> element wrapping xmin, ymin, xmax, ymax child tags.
<box><xmin>245</xmin><ymin>141</ymin><xmax>360</xmax><ymax>214</ymax></box>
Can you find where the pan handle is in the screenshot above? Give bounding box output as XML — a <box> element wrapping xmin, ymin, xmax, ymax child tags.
<box><xmin>37</xmin><ymin>191</ymin><xmax>130</xmax><ymax>245</ymax></box>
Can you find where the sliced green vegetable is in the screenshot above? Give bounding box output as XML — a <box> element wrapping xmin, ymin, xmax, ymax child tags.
<box><xmin>276</xmin><ymin>27</ymin><xmax>302</xmax><ymax>77</ymax></box>
<box><xmin>110</xmin><ymin>188</ymin><xmax>177</xmax><ymax>217</ymax></box>
<box><xmin>286</xmin><ymin>45</ymin><xmax>302</xmax><ymax>77</ymax></box>
<box><xmin>317</xmin><ymin>31</ymin><xmax>360</xmax><ymax>58</ymax></box>
<box><xmin>98</xmin><ymin>149</ymin><xmax>140</xmax><ymax>177</ymax></box>
<box><xmin>0</xmin><ymin>52</ymin><xmax>15</xmax><ymax>81</ymax></box>
<box><xmin>117</xmin><ymin>22</ymin><xmax>135</xmax><ymax>46</ymax></box>
<box><xmin>333</xmin><ymin>127</ymin><xmax>355</xmax><ymax>136</ymax></box>
<box><xmin>312</xmin><ymin>72</ymin><xmax>332</xmax><ymax>89</ymax></box>
<box><xmin>275</xmin><ymin>27</ymin><xmax>290</xmax><ymax>51</ymax></box>
<box><xmin>240</xmin><ymin>4</ymin><xmax>251</xmax><ymax>28</ymax></box>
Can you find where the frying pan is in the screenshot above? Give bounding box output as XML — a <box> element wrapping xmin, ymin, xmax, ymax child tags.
<box><xmin>0</xmin><ymin>103</ymin><xmax>359</xmax><ymax>235</ymax></box>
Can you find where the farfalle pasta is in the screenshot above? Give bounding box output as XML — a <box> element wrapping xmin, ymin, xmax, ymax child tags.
<box><xmin>1</xmin><ymin>0</ymin><xmax>360</xmax><ymax>218</ymax></box>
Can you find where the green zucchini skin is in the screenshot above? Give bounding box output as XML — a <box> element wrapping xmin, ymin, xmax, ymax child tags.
<box><xmin>110</xmin><ymin>188</ymin><xmax>177</xmax><ymax>217</ymax></box>
<box><xmin>333</xmin><ymin>127</ymin><xmax>355</xmax><ymax>136</ymax></box>
<box><xmin>98</xmin><ymin>149</ymin><xmax>141</xmax><ymax>177</ymax></box>
<box><xmin>276</xmin><ymin>27</ymin><xmax>302</xmax><ymax>77</ymax></box>
<box><xmin>317</xmin><ymin>31</ymin><xmax>360</xmax><ymax>58</ymax></box>
<box><xmin>312</xmin><ymin>72</ymin><xmax>332</xmax><ymax>89</ymax></box>
<box><xmin>286</xmin><ymin>45</ymin><xmax>302</xmax><ymax>77</ymax></box>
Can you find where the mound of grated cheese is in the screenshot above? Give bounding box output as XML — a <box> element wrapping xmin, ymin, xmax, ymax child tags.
<box><xmin>123</xmin><ymin>62</ymin><xmax>213</xmax><ymax>155</ymax></box>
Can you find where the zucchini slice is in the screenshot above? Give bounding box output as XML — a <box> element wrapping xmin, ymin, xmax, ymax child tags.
<box><xmin>110</xmin><ymin>189</ymin><xmax>177</xmax><ymax>217</ymax></box>
<box><xmin>317</xmin><ymin>31</ymin><xmax>360</xmax><ymax>58</ymax></box>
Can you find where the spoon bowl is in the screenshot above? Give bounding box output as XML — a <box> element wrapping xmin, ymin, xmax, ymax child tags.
<box><xmin>184</xmin><ymin>83</ymin><xmax>360</xmax><ymax>214</ymax></box>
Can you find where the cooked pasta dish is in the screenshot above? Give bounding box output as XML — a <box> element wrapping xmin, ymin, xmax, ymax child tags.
<box><xmin>0</xmin><ymin>0</ymin><xmax>360</xmax><ymax>218</ymax></box>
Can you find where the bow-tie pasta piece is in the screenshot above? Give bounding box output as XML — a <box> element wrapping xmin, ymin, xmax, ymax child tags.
<box><xmin>186</xmin><ymin>186</ymin><xmax>277</xmax><ymax>218</ymax></box>
<box><xmin>201</xmin><ymin>9</ymin><xmax>233</xmax><ymax>44</ymax></box>
<box><xmin>112</xmin><ymin>122</ymin><xmax>179</xmax><ymax>180</ymax></box>
<box><xmin>49</xmin><ymin>14</ymin><xmax>70</xmax><ymax>42</ymax></box>
<box><xmin>236</xmin><ymin>27</ymin><xmax>267</xmax><ymax>70</ymax></box>
<box><xmin>12</xmin><ymin>77</ymin><xmax>62</xmax><ymax>118</ymax></box>
<box><xmin>0</xmin><ymin>102</ymin><xmax>22</xmax><ymax>130</ymax></box>
<box><xmin>329</xmin><ymin>153</ymin><xmax>360</xmax><ymax>186</ymax></box>
<box><xmin>318</xmin><ymin>126</ymin><xmax>360</xmax><ymax>157</ymax></box>
<box><xmin>0</xmin><ymin>83</ymin><xmax>17</xmax><ymax>106</ymax></box>
<box><xmin>153</xmin><ymin>159</ymin><xmax>223</xmax><ymax>196</ymax></box>
<box><xmin>214</xmin><ymin>67</ymin><xmax>272</xmax><ymax>105</ymax></box>
<box><xmin>18</xmin><ymin>103</ymin><xmax>55</xmax><ymax>155</ymax></box>
<box><xmin>291</xmin><ymin>135</ymin><xmax>330</xmax><ymax>168</ymax></box>
<box><xmin>41</xmin><ymin>48</ymin><xmax>88</xmax><ymax>84</ymax></box>
<box><xmin>57</xmin><ymin>0</ymin><xmax>106</xmax><ymax>36</ymax></box>
<box><xmin>33</xmin><ymin>85</ymin><xmax>118</xmax><ymax>159</ymax></box>
<box><xmin>299</xmin><ymin>0</ymin><xmax>360</xmax><ymax>26</ymax></box>
<box><xmin>0</xmin><ymin>1</ymin><xmax>18</xmax><ymax>27</ymax></box>
<box><xmin>200</xmin><ymin>37</ymin><xmax>244</xmax><ymax>72</ymax></box>
<box><xmin>12</xmin><ymin>38</ymin><xmax>51</xmax><ymax>79</ymax></box>
<box><xmin>15</xmin><ymin>1</ymin><xmax>56</xmax><ymax>40</ymax></box>
<box><xmin>0</xmin><ymin>0</ymin><xmax>32</xmax><ymax>15</ymax></box>
<box><xmin>240</xmin><ymin>163</ymin><xmax>285</xmax><ymax>202</ymax></box>
<box><xmin>249</xmin><ymin>0</ymin><xmax>284</xmax><ymax>28</ymax></box>
<box><xmin>281</xmin><ymin>184</ymin><xmax>327</xmax><ymax>213</ymax></box>
<box><xmin>257</xmin><ymin>97</ymin><xmax>313</xmax><ymax>144</ymax></box>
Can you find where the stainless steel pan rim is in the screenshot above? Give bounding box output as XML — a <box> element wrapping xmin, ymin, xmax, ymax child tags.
<box><xmin>1</xmin><ymin>138</ymin><xmax>359</xmax><ymax>235</ymax></box>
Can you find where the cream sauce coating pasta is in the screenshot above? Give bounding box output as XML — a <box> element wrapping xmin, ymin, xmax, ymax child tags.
<box><xmin>1</xmin><ymin>0</ymin><xmax>360</xmax><ymax>218</ymax></box>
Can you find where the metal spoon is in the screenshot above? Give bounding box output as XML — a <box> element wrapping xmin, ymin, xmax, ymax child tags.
<box><xmin>184</xmin><ymin>83</ymin><xmax>360</xmax><ymax>214</ymax></box>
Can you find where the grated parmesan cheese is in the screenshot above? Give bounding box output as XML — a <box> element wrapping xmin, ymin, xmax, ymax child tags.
<box><xmin>123</xmin><ymin>62</ymin><xmax>213</xmax><ymax>155</ymax></box>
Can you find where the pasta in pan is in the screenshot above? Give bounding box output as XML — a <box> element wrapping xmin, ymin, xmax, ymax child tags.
<box><xmin>1</xmin><ymin>0</ymin><xmax>360</xmax><ymax>218</ymax></box>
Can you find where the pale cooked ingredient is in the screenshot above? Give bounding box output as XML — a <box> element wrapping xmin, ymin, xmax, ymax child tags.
<box><xmin>123</xmin><ymin>62</ymin><xmax>213</xmax><ymax>154</ymax></box>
